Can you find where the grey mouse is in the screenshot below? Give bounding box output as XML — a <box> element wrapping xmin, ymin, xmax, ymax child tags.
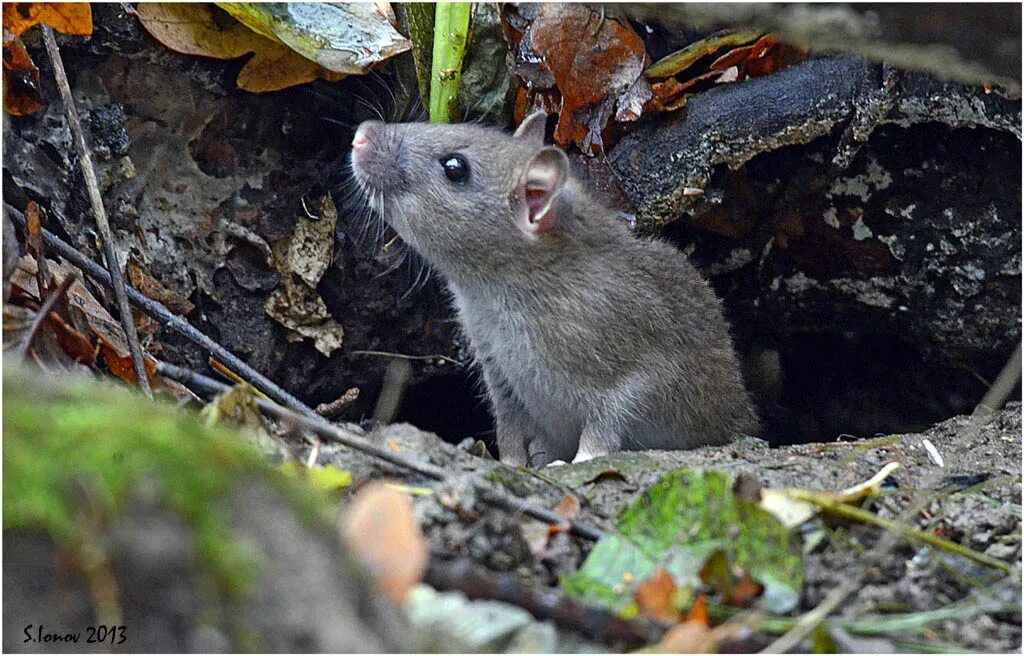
<box><xmin>350</xmin><ymin>113</ymin><xmax>759</xmax><ymax>466</ymax></box>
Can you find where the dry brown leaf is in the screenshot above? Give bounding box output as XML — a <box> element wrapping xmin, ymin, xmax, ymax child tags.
<box><xmin>709</xmin><ymin>33</ymin><xmax>806</xmax><ymax>82</ymax></box>
<box><xmin>340</xmin><ymin>482</ymin><xmax>428</xmax><ymax>605</ymax></box>
<box><xmin>517</xmin><ymin>5</ymin><xmax>651</xmax><ymax>153</ymax></box>
<box><xmin>686</xmin><ymin>592</ymin><xmax>709</xmax><ymax>624</ymax></box>
<box><xmin>634</xmin><ymin>567</ymin><xmax>680</xmax><ymax>622</ymax></box>
<box><xmin>235</xmin><ymin>40</ymin><xmax>345</xmax><ymax>93</ymax></box>
<box><xmin>2</xmin><ymin>31</ymin><xmax>45</xmax><ymax>115</ymax></box>
<box><xmin>2</xmin><ymin>2</ymin><xmax>92</xmax><ymax>37</ymax></box>
<box><xmin>264</xmin><ymin>195</ymin><xmax>344</xmax><ymax>356</ymax></box>
<box><xmin>137</xmin><ymin>3</ymin><xmax>345</xmax><ymax>93</ymax></box>
<box><xmin>550</xmin><ymin>492</ymin><xmax>581</xmax><ymax>532</ymax></box>
<box><xmin>731</xmin><ymin>571</ymin><xmax>763</xmax><ymax>607</ymax></box>
<box><xmin>10</xmin><ymin>255</ymin><xmax>157</xmax><ymax>385</ymax></box>
<box><xmin>127</xmin><ymin>258</ymin><xmax>194</xmax><ymax>316</ymax></box>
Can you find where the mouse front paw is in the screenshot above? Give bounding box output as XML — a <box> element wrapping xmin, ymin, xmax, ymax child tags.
<box><xmin>571</xmin><ymin>446</ymin><xmax>607</xmax><ymax>464</ymax></box>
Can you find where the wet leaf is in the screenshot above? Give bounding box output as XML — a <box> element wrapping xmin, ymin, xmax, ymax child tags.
<box><xmin>512</xmin><ymin>4</ymin><xmax>651</xmax><ymax>153</ymax></box>
<box><xmin>644</xmin><ymin>29</ymin><xmax>763</xmax><ymax>79</ymax></box>
<box><xmin>2</xmin><ymin>2</ymin><xmax>92</xmax><ymax>37</ymax></box>
<box><xmin>561</xmin><ymin>469</ymin><xmax>802</xmax><ymax>615</ymax></box>
<box><xmin>341</xmin><ymin>482</ymin><xmax>428</xmax><ymax>605</ymax></box>
<box><xmin>216</xmin><ymin>2</ymin><xmax>409</xmax><ymax>75</ymax></box>
<box><xmin>264</xmin><ymin>195</ymin><xmax>344</xmax><ymax>356</ymax></box>
<box><xmin>136</xmin><ymin>3</ymin><xmax>347</xmax><ymax>93</ymax></box>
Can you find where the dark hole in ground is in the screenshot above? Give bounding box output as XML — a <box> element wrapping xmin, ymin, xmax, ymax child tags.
<box><xmin>391</xmin><ymin>371</ymin><xmax>496</xmax><ymax>452</ymax></box>
<box><xmin>759</xmin><ymin>332</ymin><xmax>1000</xmax><ymax>445</ymax></box>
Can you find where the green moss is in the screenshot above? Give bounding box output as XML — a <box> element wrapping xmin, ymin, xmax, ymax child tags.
<box><xmin>3</xmin><ymin>369</ymin><xmax>326</xmax><ymax>598</ymax></box>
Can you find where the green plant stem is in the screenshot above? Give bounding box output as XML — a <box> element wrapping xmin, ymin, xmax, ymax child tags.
<box><xmin>428</xmin><ymin>2</ymin><xmax>471</xmax><ymax>122</ymax></box>
<box><xmin>790</xmin><ymin>490</ymin><xmax>1012</xmax><ymax>573</ymax></box>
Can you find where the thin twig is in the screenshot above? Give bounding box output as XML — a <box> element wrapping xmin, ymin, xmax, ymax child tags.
<box><xmin>423</xmin><ymin>557</ymin><xmax>660</xmax><ymax>645</ymax></box>
<box><xmin>18</xmin><ymin>272</ymin><xmax>78</xmax><ymax>361</ymax></box>
<box><xmin>156</xmin><ymin>361</ymin><xmax>605</xmax><ymax>542</ymax></box>
<box><xmin>790</xmin><ymin>490</ymin><xmax>1011</xmax><ymax>573</ymax></box>
<box><xmin>5</xmin><ymin>203</ymin><xmax>317</xmax><ymax>418</ymax></box>
<box><xmin>349</xmin><ymin>349</ymin><xmax>465</xmax><ymax>367</ymax></box>
<box><xmin>974</xmin><ymin>341</ymin><xmax>1021</xmax><ymax>416</ymax></box>
<box><xmin>41</xmin><ymin>26</ymin><xmax>151</xmax><ymax>398</ymax></box>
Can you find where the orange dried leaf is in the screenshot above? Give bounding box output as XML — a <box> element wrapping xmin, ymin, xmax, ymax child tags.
<box><xmin>2</xmin><ymin>32</ymin><xmax>45</xmax><ymax>115</ymax></box>
<box><xmin>235</xmin><ymin>40</ymin><xmax>346</xmax><ymax>93</ymax></box>
<box><xmin>136</xmin><ymin>3</ymin><xmax>345</xmax><ymax>93</ymax></box>
<box><xmin>634</xmin><ymin>567</ymin><xmax>680</xmax><ymax>622</ymax></box>
<box><xmin>340</xmin><ymin>482</ymin><xmax>428</xmax><ymax>605</ymax></box>
<box><xmin>548</xmin><ymin>492</ymin><xmax>582</xmax><ymax>536</ymax></box>
<box><xmin>126</xmin><ymin>259</ymin><xmax>194</xmax><ymax>316</ymax></box>
<box><xmin>685</xmin><ymin>592</ymin><xmax>709</xmax><ymax>625</ymax></box>
<box><xmin>709</xmin><ymin>34</ymin><xmax>804</xmax><ymax>83</ymax></box>
<box><xmin>731</xmin><ymin>571</ymin><xmax>763</xmax><ymax>607</ymax></box>
<box><xmin>98</xmin><ymin>337</ymin><xmax>156</xmax><ymax>386</ymax></box>
<box><xmin>136</xmin><ymin>3</ymin><xmax>262</xmax><ymax>59</ymax></box>
<box><xmin>553</xmin><ymin>493</ymin><xmax>581</xmax><ymax>520</ymax></box>
<box><xmin>526</xmin><ymin>5</ymin><xmax>651</xmax><ymax>152</ymax></box>
<box><xmin>2</xmin><ymin>2</ymin><xmax>92</xmax><ymax>37</ymax></box>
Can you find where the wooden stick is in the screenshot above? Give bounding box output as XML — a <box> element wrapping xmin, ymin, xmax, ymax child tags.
<box><xmin>156</xmin><ymin>361</ymin><xmax>606</xmax><ymax>542</ymax></box>
<box><xmin>18</xmin><ymin>272</ymin><xmax>78</xmax><ymax>360</ymax></box>
<box><xmin>41</xmin><ymin>26</ymin><xmax>151</xmax><ymax>397</ymax></box>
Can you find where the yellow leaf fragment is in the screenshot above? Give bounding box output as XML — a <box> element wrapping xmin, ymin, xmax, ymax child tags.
<box><xmin>761</xmin><ymin>462</ymin><xmax>901</xmax><ymax>528</ymax></box>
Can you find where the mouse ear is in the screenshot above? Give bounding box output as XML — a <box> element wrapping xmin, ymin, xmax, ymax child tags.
<box><xmin>516</xmin><ymin>146</ymin><xmax>569</xmax><ymax>237</ymax></box>
<box><xmin>513</xmin><ymin>111</ymin><xmax>548</xmax><ymax>145</ymax></box>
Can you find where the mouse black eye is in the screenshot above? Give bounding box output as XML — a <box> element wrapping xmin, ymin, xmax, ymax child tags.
<box><xmin>440</xmin><ymin>154</ymin><xmax>470</xmax><ymax>183</ymax></box>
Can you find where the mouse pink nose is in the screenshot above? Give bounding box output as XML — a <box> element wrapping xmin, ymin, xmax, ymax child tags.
<box><xmin>351</xmin><ymin>131</ymin><xmax>370</xmax><ymax>154</ymax></box>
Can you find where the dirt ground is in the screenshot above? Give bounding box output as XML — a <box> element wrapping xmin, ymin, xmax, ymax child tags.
<box><xmin>315</xmin><ymin>404</ymin><xmax>1022</xmax><ymax>652</ymax></box>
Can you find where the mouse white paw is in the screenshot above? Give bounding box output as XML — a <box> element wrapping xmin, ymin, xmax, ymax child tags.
<box><xmin>572</xmin><ymin>447</ymin><xmax>606</xmax><ymax>464</ymax></box>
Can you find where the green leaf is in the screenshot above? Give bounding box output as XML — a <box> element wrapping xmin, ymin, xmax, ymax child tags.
<box><xmin>562</xmin><ymin>469</ymin><xmax>802</xmax><ymax>615</ymax></box>
<box><xmin>216</xmin><ymin>2</ymin><xmax>410</xmax><ymax>74</ymax></box>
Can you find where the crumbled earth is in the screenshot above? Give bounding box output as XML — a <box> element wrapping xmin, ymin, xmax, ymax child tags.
<box><xmin>314</xmin><ymin>406</ymin><xmax>1022</xmax><ymax>652</ymax></box>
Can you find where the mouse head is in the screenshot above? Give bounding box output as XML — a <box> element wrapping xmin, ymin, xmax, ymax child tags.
<box><xmin>350</xmin><ymin>113</ymin><xmax>577</xmax><ymax>278</ymax></box>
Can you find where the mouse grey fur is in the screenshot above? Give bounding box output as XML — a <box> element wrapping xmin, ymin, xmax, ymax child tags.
<box><xmin>350</xmin><ymin>113</ymin><xmax>759</xmax><ymax>466</ymax></box>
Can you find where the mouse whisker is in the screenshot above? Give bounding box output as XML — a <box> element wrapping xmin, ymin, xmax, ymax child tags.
<box><xmin>320</xmin><ymin>116</ymin><xmax>358</xmax><ymax>129</ymax></box>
